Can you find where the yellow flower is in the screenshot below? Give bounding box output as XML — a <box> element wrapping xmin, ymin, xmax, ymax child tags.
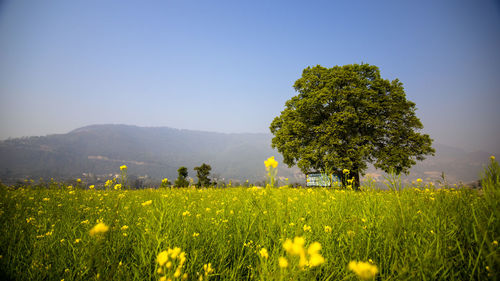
<box><xmin>120</xmin><ymin>165</ymin><xmax>127</xmax><ymax>171</ymax></box>
<box><xmin>114</xmin><ymin>184</ymin><xmax>122</xmax><ymax>190</ymax></box>
<box><xmin>309</xmin><ymin>253</ymin><xmax>325</xmax><ymax>267</ymax></box>
<box><xmin>169</xmin><ymin>247</ymin><xmax>181</xmax><ymax>259</ymax></box>
<box><xmin>89</xmin><ymin>185</ymin><xmax>95</xmax><ymax>190</ymax></box>
<box><xmin>174</xmin><ymin>269</ymin><xmax>181</xmax><ymax>278</ymax></box>
<box><xmin>283</xmin><ymin>236</ymin><xmax>306</xmax><ymax>256</ymax></box>
<box><xmin>490</xmin><ymin>155</ymin><xmax>495</xmax><ymax>161</ymax></box>
<box><xmin>89</xmin><ymin>222</ymin><xmax>109</xmax><ymax>236</ymax></box>
<box><xmin>307</xmin><ymin>242</ymin><xmax>321</xmax><ymax>255</ymax></box>
<box><xmin>283</xmin><ymin>239</ymin><xmax>293</xmax><ymax>252</ymax></box>
<box><xmin>259</xmin><ymin>248</ymin><xmax>269</xmax><ymax>259</ymax></box>
<box><xmin>121</xmin><ymin>225</ymin><xmax>128</xmax><ymax>231</ymax></box>
<box><xmin>293</xmin><ymin>236</ymin><xmax>305</xmax><ymax>247</ymax></box>
<box><xmin>157</xmin><ymin>251</ymin><xmax>169</xmax><ymax>266</ymax></box>
<box><xmin>324</xmin><ymin>226</ymin><xmax>332</xmax><ymax>233</ymax></box>
<box><xmin>348</xmin><ymin>261</ymin><xmax>378</xmax><ymax>280</ymax></box>
<box><xmin>299</xmin><ymin>254</ymin><xmax>310</xmax><ymax>269</ymax></box>
<box><xmin>492</xmin><ymin>240</ymin><xmax>498</xmax><ymax>247</ymax></box>
<box><xmin>76</xmin><ymin>178</ymin><xmax>81</xmax><ymax>183</ymax></box>
<box><xmin>74</xmin><ymin>238</ymin><xmax>81</xmax><ymax>243</ymax></box>
<box><xmin>141</xmin><ymin>200</ymin><xmax>152</xmax><ymax>206</ymax></box>
<box><xmin>192</xmin><ymin>232</ymin><xmax>200</xmax><ymax>237</ymax></box>
<box><xmin>278</xmin><ymin>257</ymin><xmax>288</xmax><ymax>268</ymax></box>
<box><xmin>162</xmin><ymin>178</ymin><xmax>169</xmax><ymax>184</ymax></box>
<box><xmin>303</xmin><ymin>225</ymin><xmax>312</xmax><ymax>232</ymax></box>
<box><xmin>343</xmin><ymin>169</ymin><xmax>350</xmax><ymax>174</ymax></box>
<box><xmin>179</xmin><ymin>252</ymin><xmax>186</xmax><ymax>264</ymax></box>
<box><xmin>264</xmin><ymin>156</ymin><xmax>278</xmax><ymax>170</ymax></box>
<box><xmin>105</xmin><ymin>180</ymin><xmax>113</xmax><ymax>187</ymax></box>
<box><xmin>203</xmin><ymin>263</ymin><xmax>214</xmax><ymax>276</ymax></box>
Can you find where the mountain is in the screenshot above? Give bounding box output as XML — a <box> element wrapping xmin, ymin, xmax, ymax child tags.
<box><xmin>0</xmin><ymin>124</ymin><xmax>302</xmax><ymax>184</ymax></box>
<box><xmin>365</xmin><ymin>143</ymin><xmax>492</xmax><ymax>185</ymax></box>
<box><xmin>0</xmin><ymin>124</ymin><xmax>493</xmax><ymax>185</ymax></box>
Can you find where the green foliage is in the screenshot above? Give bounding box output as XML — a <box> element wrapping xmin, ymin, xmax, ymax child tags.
<box><xmin>480</xmin><ymin>156</ymin><xmax>500</xmax><ymax>229</ymax></box>
<box><xmin>270</xmin><ymin>64</ymin><xmax>435</xmax><ymax>188</ymax></box>
<box><xmin>383</xmin><ymin>168</ymin><xmax>403</xmax><ymax>191</ymax></box>
<box><xmin>194</xmin><ymin>163</ymin><xmax>212</xmax><ymax>188</ymax></box>
<box><xmin>0</xmin><ymin>184</ymin><xmax>497</xmax><ymax>280</ymax></box>
<box><xmin>174</xmin><ymin>166</ymin><xmax>189</xmax><ymax>188</ymax></box>
<box><xmin>481</xmin><ymin>156</ymin><xmax>500</xmax><ymax>192</ymax></box>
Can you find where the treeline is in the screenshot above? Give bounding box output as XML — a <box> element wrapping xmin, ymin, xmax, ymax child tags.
<box><xmin>158</xmin><ymin>163</ymin><xmax>276</xmax><ymax>188</ymax></box>
<box><xmin>1</xmin><ymin>162</ymin><xmax>284</xmax><ymax>189</ymax></box>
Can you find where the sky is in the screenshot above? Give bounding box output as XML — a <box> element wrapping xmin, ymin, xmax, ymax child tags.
<box><xmin>0</xmin><ymin>0</ymin><xmax>499</xmax><ymax>153</ymax></box>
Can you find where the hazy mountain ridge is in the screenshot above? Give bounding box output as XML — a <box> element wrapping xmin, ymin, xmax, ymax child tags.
<box><xmin>0</xmin><ymin>124</ymin><xmax>493</xmax><ymax>185</ymax></box>
<box><xmin>0</xmin><ymin>125</ymin><xmax>301</xmax><ymax>183</ymax></box>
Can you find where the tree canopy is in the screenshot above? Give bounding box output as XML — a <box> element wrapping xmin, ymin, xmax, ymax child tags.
<box><xmin>174</xmin><ymin>166</ymin><xmax>189</xmax><ymax>188</ymax></box>
<box><xmin>194</xmin><ymin>163</ymin><xmax>212</xmax><ymax>188</ymax></box>
<box><xmin>270</xmin><ymin>64</ymin><xmax>434</xmax><ymax>187</ymax></box>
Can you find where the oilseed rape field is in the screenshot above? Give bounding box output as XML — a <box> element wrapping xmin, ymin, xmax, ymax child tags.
<box><xmin>0</xmin><ymin>158</ymin><xmax>499</xmax><ymax>280</ymax></box>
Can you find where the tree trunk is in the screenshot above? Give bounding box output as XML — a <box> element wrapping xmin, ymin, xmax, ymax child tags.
<box><xmin>352</xmin><ymin>166</ymin><xmax>360</xmax><ymax>191</ymax></box>
<box><xmin>336</xmin><ymin>171</ymin><xmax>346</xmax><ymax>188</ymax></box>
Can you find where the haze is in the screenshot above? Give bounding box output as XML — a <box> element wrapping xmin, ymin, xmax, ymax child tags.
<box><xmin>0</xmin><ymin>0</ymin><xmax>499</xmax><ymax>153</ymax></box>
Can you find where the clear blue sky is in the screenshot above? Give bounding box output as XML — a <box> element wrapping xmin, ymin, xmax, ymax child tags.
<box><xmin>0</xmin><ymin>0</ymin><xmax>499</xmax><ymax>153</ymax></box>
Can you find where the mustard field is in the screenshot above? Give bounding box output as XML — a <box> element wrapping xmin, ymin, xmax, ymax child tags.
<box><xmin>0</xmin><ymin>180</ymin><xmax>498</xmax><ymax>281</ymax></box>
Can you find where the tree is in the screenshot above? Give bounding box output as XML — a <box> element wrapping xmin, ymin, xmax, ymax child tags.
<box><xmin>174</xmin><ymin>166</ymin><xmax>189</xmax><ymax>188</ymax></box>
<box><xmin>270</xmin><ymin>64</ymin><xmax>434</xmax><ymax>189</ymax></box>
<box><xmin>194</xmin><ymin>163</ymin><xmax>212</xmax><ymax>188</ymax></box>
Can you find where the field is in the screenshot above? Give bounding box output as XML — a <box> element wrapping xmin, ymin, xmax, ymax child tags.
<box><xmin>0</xmin><ymin>160</ymin><xmax>499</xmax><ymax>280</ymax></box>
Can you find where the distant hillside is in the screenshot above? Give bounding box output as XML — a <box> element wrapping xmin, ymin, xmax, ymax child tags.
<box><xmin>365</xmin><ymin>143</ymin><xmax>492</xmax><ymax>185</ymax></box>
<box><xmin>0</xmin><ymin>125</ymin><xmax>302</xmax><ymax>184</ymax></box>
<box><xmin>0</xmin><ymin>124</ymin><xmax>493</xmax><ymax>185</ymax></box>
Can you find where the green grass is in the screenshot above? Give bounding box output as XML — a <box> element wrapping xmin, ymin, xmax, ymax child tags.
<box><xmin>0</xmin><ymin>181</ymin><xmax>498</xmax><ymax>281</ymax></box>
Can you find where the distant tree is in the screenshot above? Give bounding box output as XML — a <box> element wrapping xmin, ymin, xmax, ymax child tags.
<box><xmin>270</xmin><ymin>64</ymin><xmax>435</xmax><ymax>189</ymax></box>
<box><xmin>174</xmin><ymin>166</ymin><xmax>189</xmax><ymax>188</ymax></box>
<box><xmin>194</xmin><ymin>163</ymin><xmax>212</xmax><ymax>188</ymax></box>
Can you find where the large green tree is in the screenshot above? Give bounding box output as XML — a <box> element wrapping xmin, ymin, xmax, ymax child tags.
<box><xmin>270</xmin><ymin>64</ymin><xmax>434</xmax><ymax>188</ymax></box>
